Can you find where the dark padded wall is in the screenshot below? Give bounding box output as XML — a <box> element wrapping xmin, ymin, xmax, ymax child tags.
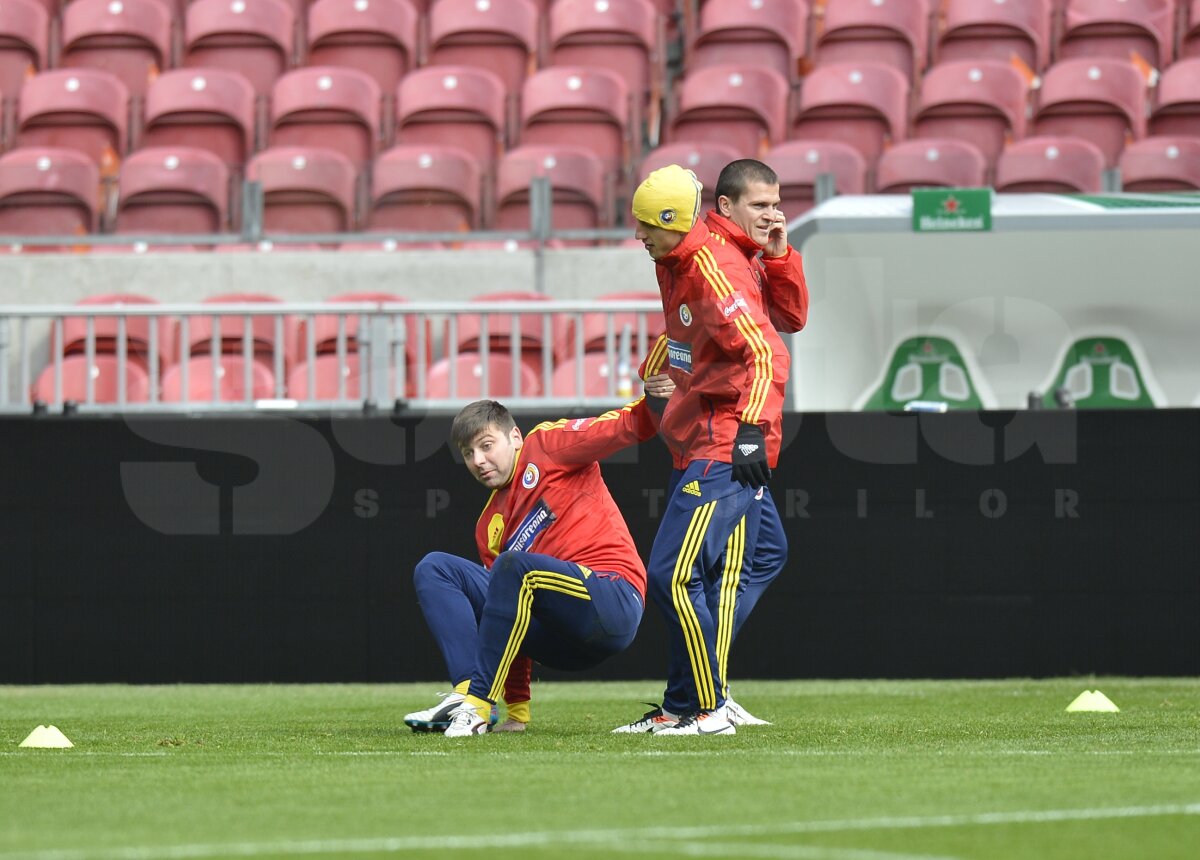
<box><xmin>1</xmin><ymin>409</ymin><xmax>1196</xmax><ymax>683</ymax></box>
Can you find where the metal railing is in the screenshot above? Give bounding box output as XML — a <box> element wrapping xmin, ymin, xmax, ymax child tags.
<box><xmin>0</xmin><ymin>300</ymin><xmax>665</xmax><ymax>415</ymax></box>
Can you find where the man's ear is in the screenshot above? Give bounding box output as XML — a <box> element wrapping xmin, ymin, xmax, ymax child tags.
<box><xmin>510</xmin><ymin>425</ymin><xmax>524</xmax><ymax>448</ymax></box>
<box><xmin>717</xmin><ymin>194</ymin><xmax>732</xmax><ymax>216</ymax></box>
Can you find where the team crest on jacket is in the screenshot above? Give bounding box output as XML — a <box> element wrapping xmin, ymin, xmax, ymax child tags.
<box><xmin>679</xmin><ymin>304</ymin><xmax>693</xmax><ymax>326</ymax></box>
<box><xmin>521</xmin><ymin>463</ymin><xmax>540</xmax><ymax>489</ymax></box>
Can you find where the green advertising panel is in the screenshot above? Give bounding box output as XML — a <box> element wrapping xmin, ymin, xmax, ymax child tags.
<box><xmin>912</xmin><ymin>188</ymin><xmax>993</xmax><ymax>232</ymax></box>
<box><xmin>861</xmin><ymin>336</ymin><xmax>985</xmax><ymax>411</ymax></box>
<box><xmin>1042</xmin><ymin>336</ymin><xmax>1157</xmax><ymax>408</ymax></box>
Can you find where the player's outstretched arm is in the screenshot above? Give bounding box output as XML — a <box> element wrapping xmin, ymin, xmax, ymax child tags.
<box><xmin>530</xmin><ymin>396</ymin><xmax>662</xmax><ymax>465</ymax></box>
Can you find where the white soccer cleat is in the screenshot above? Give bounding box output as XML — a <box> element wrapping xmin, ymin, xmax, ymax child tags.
<box><xmin>405</xmin><ymin>693</ymin><xmax>500</xmax><ymax>733</ymax></box>
<box><xmin>611</xmin><ymin>704</ymin><xmax>680</xmax><ymax>733</ymax></box>
<box><xmin>403</xmin><ymin>692</ymin><xmax>465</xmax><ymax>732</ymax></box>
<box><xmin>655</xmin><ymin>709</ymin><xmax>736</xmax><ymax>736</ymax></box>
<box><xmin>723</xmin><ymin>697</ymin><xmax>771</xmax><ymax>726</ymax></box>
<box><xmin>443</xmin><ymin>702</ymin><xmax>489</xmax><ymax>737</ymax></box>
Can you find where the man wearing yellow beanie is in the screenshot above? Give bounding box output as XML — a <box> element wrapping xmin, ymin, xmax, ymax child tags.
<box><xmin>618</xmin><ymin>164</ymin><xmax>791</xmax><ymax>736</ymax></box>
<box><xmin>630</xmin><ymin>164</ymin><xmax>704</xmax><ymax>258</ymax></box>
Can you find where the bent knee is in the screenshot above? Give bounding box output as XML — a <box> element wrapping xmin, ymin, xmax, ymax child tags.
<box><xmin>490</xmin><ymin>551</ymin><xmax>529</xmax><ymax>580</ymax></box>
<box><xmin>413</xmin><ymin>551</ymin><xmax>455</xmax><ymax>588</ymax></box>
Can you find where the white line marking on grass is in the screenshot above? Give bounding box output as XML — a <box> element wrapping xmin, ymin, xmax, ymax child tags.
<box><xmin>0</xmin><ymin>752</ymin><xmax>170</xmax><ymax>758</ymax></box>
<box><xmin>1</xmin><ymin>803</ymin><xmax>1196</xmax><ymax>860</ymax></box>
<box><xmin>637</xmin><ymin>839</ymin><xmax>958</xmax><ymax>860</ymax></box>
<box><xmin>5</xmin><ymin>748</ymin><xmax>1200</xmax><ymax>762</ymax></box>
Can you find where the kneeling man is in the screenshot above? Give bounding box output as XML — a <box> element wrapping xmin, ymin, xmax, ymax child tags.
<box><xmin>405</xmin><ymin>393</ymin><xmax>663</xmax><ymax>737</ymax></box>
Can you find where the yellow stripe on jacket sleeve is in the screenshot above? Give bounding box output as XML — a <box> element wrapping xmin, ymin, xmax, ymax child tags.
<box><xmin>694</xmin><ymin>246</ymin><xmax>775</xmax><ymax>424</ymax></box>
<box><xmin>734</xmin><ymin>314</ymin><xmax>774</xmax><ymax>424</ymax></box>
<box><xmin>642</xmin><ymin>333</ymin><xmax>669</xmax><ymax>378</ymax></box>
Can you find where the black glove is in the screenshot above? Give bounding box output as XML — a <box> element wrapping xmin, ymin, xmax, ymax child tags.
<box><xmin>645</xmin><ymin>391</ymin><xmax>668</xmax><ymax>414</ymax></box>
<box><xmin>731</xmin><ymin>423</ymin><xmax>771</xmax><ymax>487</ymax></box>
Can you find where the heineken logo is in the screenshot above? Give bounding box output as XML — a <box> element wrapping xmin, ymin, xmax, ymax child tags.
<box><xmin>912</xmin><ymin>188</ymin><xmax>992</xmax><ymax>233</ymax></box>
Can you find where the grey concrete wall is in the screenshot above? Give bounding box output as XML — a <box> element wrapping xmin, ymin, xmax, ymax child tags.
<box><xmin>0</xmin><ymin>247</ymin><xmax>658</xmax><ymax>304</ymax></box>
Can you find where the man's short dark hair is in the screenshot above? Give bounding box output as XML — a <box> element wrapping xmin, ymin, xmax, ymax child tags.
<box><xmin>451</xmin><ymin>400</ymin><xmax>516</xmax><ymax>450</ymax></box>
<box><xmin>715</xmin><ymin>159</ymin><xmax>780</xmax><ymax>205</ymax></box>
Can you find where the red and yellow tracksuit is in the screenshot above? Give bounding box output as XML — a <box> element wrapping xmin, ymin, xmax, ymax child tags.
<box><xmin>638</xmin><ymin>215</ymin><xmax>794</xmax><ymax>715</ymax></box>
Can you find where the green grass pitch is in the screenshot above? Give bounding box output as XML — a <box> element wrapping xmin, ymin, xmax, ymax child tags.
<box><xmin>2</xmin><ymin>679</ymin><xmax>1198</xmax><ymax>860</ymax></box>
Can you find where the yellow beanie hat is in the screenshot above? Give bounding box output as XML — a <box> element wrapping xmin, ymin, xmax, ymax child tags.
<box><xmin>631</xmin><ymin>165</ymin><xmax>703</xmax><ymax>233</ymax></box>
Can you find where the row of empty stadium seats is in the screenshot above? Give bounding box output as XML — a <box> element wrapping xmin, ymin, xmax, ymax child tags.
<box><xmin>3</xmin><ymin>130</ymin><xmax>1196</xmax><ymax>247</ymax></box>
<box><xmin>25</xmin><ymin>290</ymin><xmax>666</xmax><ymax>403</ymax></box>
<box><xmin>5</xmin><ymin>34</ymin><xmax>1199</xmax><ymax>170</ymax></box>
<box><xmin>33</xmin><ymin>350</ymin><xmax>630</xmax><ymax>402</ymax></box>
<box><xmin>2</xmin><ymin>4</ymin><xmax>1200</xmax><ymax>240</ymax></box>
<box><xmin>0</xmin><ymin>141</ymin><xmax>643</xmax><ymax>240</ymax></box>
<box><xmin>6</xmin><ymin>0</ymin><xmax>1200</xmax><ymax>100</ymax></box>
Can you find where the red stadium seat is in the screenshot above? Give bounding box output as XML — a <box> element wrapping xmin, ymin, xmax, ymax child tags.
<box><xmin>424</xmin><ymin>352</ymin><xmax>542</xmax><ymax>399</ymax></box>
<box><xmin>0</xmin><ymin>147</ymin><xmax>100</xmax><ymax>237</ymax></box>
<box><xmin>33</xmin><ymin>354</ymin><xmax>151</xmax><ymax>404</ymax></box>
<box><xmin>768</xmin><ymin>139</ymin><xmax>867</xmax><ymax>207</ymax></box>
<box><xmin>1033</xmin><ymin>58</ymin><xmax>1147</xmax><ymax>167</ymax></box>
<box><xmin>637</xmin><ymin>140</ymin><xmax>741</xmax><ymax>213</ymax></box>
<box><xmin>426</xmin><ymin>0</ymin><xmax>538</xmax><ymax>95</ymax></box>
<box><xmin>287</xmin><ymin>352</ymin><xmax>409</xmax><ymax>400</ymax></box>
<box><xmin>1186</xmin><ymin>0</ymin><xmax>1200</xmax><ymax>59</ymax></box>
<box><xmin>548</xmin><ymin>0</ymin><xmax>660</xmax><ymax>101</ymax></box>
<box><xmin>689</xmin><ymin>0</ymin><xmax>807</xmax><ymax>82</ymax></box>
<box><xmin>668</xmin><ymin>64</ymin><xmax>790</xmax><ymax>157</ymax></box>
<box><xmin>306</xmin><ymin>0</ymin><xmax>418</xmax><ymax>96</ymax></box>
<box><xmin>269</xmin><ymin>67</ymin><xmax>382</xmax><ymax>168</ymax></box>
<box><xmin>519</xmin><ymin>66</ymin><xmax>630</xmax><ymax>175</ymax></box>
<box><xmin>553</xmin><ymin>290</ymin><xmax>664</xmax><ymax>364</ymax></box>
<box><xmin>791</xmin><ymin>62</ymin><xmax>909</xmax><ymax>163</ymax></box>
<box><xmin>293</xmin><ymin>291</ymin><xmax>418</xmax><ymax>366</ymax></box>
<box><xmin>58</xmin><ymin>293</ymin><xmax>168</xmax><ymax>369</ymax></box>
<box><xmin>246</xmin><ymin>146</ymin><xmax>358</xmax><ymax>234</ymax></box>
<box><xmin>161</xmin><ymin>354</ymin><xmax>277</xmax><ymax>402</ymax></box>
<box><xmin>551</xmin><ymin>352</ymin><xmax>636</xmax><ymax>397</ymax></box>
<box><xmin>493</xmin><ymin>144</ymin><xmax>609</xmax><ymax>234</ymax></box>
<box><xmin>183</xmin><ymin>292</ymin><xmax>286</xmax><ymax>364</ymax></box>
<box><xmin>994</xmin><ymin>135</ymin><xmax>1106</xmax><ymax>192</ymax></box>
<box><xmin>814</xmin><ymin>0</ymin><xmax>930</xmax><ymax>83</ymax></box>
<box><xmin>141</xmin><ymin>68</ymin><xmax>257</xmax><ymax>168</ymax></box>
<box><xmin>288</xmin><ymin>353</ymin><xmax>362</xmax><ymax>400</ymax></box>
<box><xmin>1118</xmin><ymin>137</ymin><xmax>1200</xmax><ymax>191</ymax></box>
<box><xmin>913</xmin><ymin>60</ymin><xmax>1030</xmax><ymax>169</ymax></box>
<box><xmin>184</xmin><ymin>0</ymin><xmax>295</xmax><ymax>96</ymax></box>
<box><xmin>394</xmin><ymin>66</ymin><xmax>507</xmax><ymax>177</ymax></box>
<box><xmin>59</xmin><ymin>0</ymin><xmax>172</xmax><ymax>99</ymax></box>
<box><xmin>115</xmin><ymin>147</ymin><xmax>230</xmax><ymax>235</ymax></box>
<box><xmin>16</xmin><ymin>69</ymin><xmax>129</xmax><ymax>173</ymax></box>
<box><xmin>452</xmin><ymin>290</ymin><xmax>556</xmax><ymax>367</ymax></box>
<box><xmin>0</xmin><ymin>0</ymin><xmax>48</xmax><ymax>102</ymax></box>
<box><xmin>1149</xmin><ymin>58</ymin><xmax>1200</xmax><ymax>138</ymax></box>
<box><xmin>934</xmin><ymin>0</ymin><xmax>1051</xmax><ymax>72</ymax></box>
<box><xmin>369</xmin><ymin>144</ymin><xmax>482</xmax><ymax>232</ymax></box>
<box><xmin>1058</xmin><ymin>0</ymin><xmax>1175</xmax><ymax>71</ymax></box>
<box><xmin>874</xmin><ymin>138</ymin><xmax>988</xmax><ymax>192</ymax></box>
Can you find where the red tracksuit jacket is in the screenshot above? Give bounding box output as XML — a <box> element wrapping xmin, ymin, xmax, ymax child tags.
<box><xmin>638</xmin><ymin>218</ymin><xmax>790</xmax><ymax>469</ymax></box>
<box><xmin>703</xmin><ymin>210</ymin><xmax>809</xmax><ymax>334</ymax></box>
<box><xmin>472</xmin><ymin>397</ymin><xmax>660</xmax><ymax>597</ymax></box>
